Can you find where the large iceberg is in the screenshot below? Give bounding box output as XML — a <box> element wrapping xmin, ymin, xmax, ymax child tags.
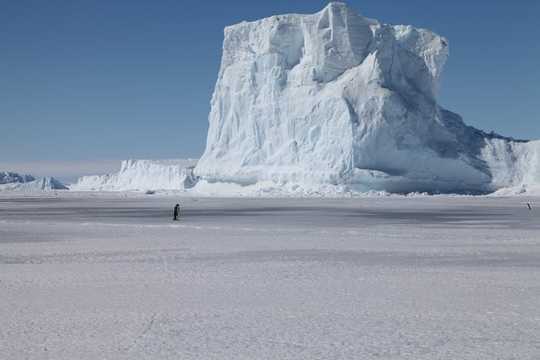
<box><xmin>195</xmin><ymin>2</ymin><xmax>539</xmax><ymax>194</ymax></box>
<box><xmin>71</xmin><ymin>159</ymin><xmax>198</xmax><ymax>191</ymax></box>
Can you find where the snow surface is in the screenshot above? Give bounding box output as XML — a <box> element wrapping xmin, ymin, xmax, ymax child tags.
<box><xmin>71</xmin><ymin>159</ymin><xmax>199</xmax><ymax>191</ymax></box>
<box><xmin>195</xmin><ymin>2</ymin><xmax>540</xmax><ymax>195</ymax></box>
<box><xmin>1</xmin><ymin>193</ymin><xmax>540</xmax><ymax>359</ymax></box>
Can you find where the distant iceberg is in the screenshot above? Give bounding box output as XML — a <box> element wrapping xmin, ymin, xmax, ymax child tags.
<box><xmin>71</xmin><ymin>159</ymin><xmax>198</xmax><ymax>191</ymax></box>
<box><xmin>0</xmin><ymin>171</ymin><xmax>67</xmax><ymax>192</ymax></box>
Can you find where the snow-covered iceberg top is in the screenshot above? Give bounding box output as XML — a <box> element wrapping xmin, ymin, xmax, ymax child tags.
<box><xmin>71</xmin><ymin>159</ymin><xmax>199</xmax><ymax>191</ymax></box>
<box><xmin>194</xmin><ymin>2</ymin><xmax>539</xmax><ymax>195</ymax></box>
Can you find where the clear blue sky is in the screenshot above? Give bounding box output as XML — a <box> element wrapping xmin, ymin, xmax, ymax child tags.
<box><xmin>2</xmin><ymin>0</ymin><xmax>539</xmax><ymax>164</ymax></box>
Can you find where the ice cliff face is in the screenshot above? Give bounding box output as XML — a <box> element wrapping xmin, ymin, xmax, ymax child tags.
<box><xmin>483</xmin><ymin>140</ymin><xmax>540</xmax><ymax>195</ymax></box>
<box><xmin>71</xmin><ymin>159</ymin><xmax>198</xmax><ymax>191</ymax></box>
<box><xmin>195</xmin><ymin>2</ymin><xmax>539</xmax><ymax>194</ymax></box>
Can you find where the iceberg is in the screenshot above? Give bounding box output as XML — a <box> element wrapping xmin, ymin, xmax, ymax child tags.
<box><xmin>195</xmin><ymin>2</ymin><xmax>540</xmax><ymax>194</ymax></box>
<box><xmin>0</xmin><ymin>172</ymin><xmax>67</xmax><ymax>192</ymax></box>
<box><xmin>0</xmin><ymin>171</ymin><xmax>36</xmax><ymax>184</ymax></box>
<box><xmin>71</xmin><ymin>159</ymin><xmax>198</xmax><ymax>191</ymax></box>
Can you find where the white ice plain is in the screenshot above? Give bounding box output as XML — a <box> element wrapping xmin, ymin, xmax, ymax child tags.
<box><xmin>1</xmin><ymin>193</ymin><xmax>540</xmax><ymax>359</ymax></box>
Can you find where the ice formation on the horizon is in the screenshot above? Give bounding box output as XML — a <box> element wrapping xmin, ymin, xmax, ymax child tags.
<box><xmin>0</xmin><ymin>172</ymin><xmax>67</xmax><ymax>192</ymax></box>
<box><xmin>0</xmin><ymin>171</ymin><xmax>36</xmax><ymax>184</ymax></box>
<box><xmin>71</xmin><ymin>159</ymin><xmax>198</xmax><ymax>191</ymax></box>
<box><xmin>195</xmin><ymin>2</ymin><xmax>540</xmax><ymax>194</ymax></box>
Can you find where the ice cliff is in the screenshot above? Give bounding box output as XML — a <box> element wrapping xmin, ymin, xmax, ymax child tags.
<box><xmin>195</xmin><ymin>2</ymin><xmax>539</xmax><ymax>194</ymax></box>
<box><xmin>71</xmin><ymin>159</ymin><xmax>198</xmax><ymax>191</ymax></box>
<box><xmin>0</xmin><ymin>172</ymin><xmax>67</xmax><ymax>192</ymax></box>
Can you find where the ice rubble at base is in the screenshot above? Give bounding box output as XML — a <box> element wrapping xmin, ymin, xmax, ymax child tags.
<box><xmin>193</xmin><ymin>2</ymin><xmax>540</xmax><ymax>195</ymax></box>
<box><xmin>71</xmin><ymin>159</ymin><xmax>199</xmax><ymax>191</ymax></box>
<box><xmin>0</xmin><ymin>171</ymin><xmax>67</xmax><ymax>192</ymax></box>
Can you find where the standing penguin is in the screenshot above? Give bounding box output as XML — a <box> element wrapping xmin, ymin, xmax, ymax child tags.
<box><xmin>173</xmin><ymin>203</ymin><xmax>180</xmax><ymax>221</ymax></box>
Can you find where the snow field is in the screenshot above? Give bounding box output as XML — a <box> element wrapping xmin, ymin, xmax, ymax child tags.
<box><xmin>1</xmin><ymin>194</ymin><xmax>539</xmax><ymax>359</ymax></box>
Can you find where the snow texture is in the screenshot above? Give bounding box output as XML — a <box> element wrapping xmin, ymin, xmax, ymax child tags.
<box><xmin>71</xmin><ymin>159</ymin><xmax>199</xmax><ymax>191</ymax></box>
<box><xmin>2</xmin><ymin>194</ymin><xmax>540</xmax><ymax>359</ymax></box>
<box><xmin>195</xmin><ymin>2</ymin><xmax>540</xmax><ymax>194</ymax></box>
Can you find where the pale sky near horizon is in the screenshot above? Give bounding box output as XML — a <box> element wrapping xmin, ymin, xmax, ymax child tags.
<box><xmin>2</xmin><ymin>0</ymin><xmax>539</xmax><ymax>179</ymax></box>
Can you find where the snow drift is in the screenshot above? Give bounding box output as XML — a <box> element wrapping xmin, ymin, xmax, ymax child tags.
<box><xmin>0</xmin><ymin>171</ymin><xmax>67</xmax><ymax>192</ymax></box>
<box><xmin>195</xmin><ymin>2</ymin><xmax>540</xmax><ymax>194</ymax></box>
<box><xmin>71</xmin><ymin>159</ymin><xmax>198</xmax><ymax>191</ymax></box>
